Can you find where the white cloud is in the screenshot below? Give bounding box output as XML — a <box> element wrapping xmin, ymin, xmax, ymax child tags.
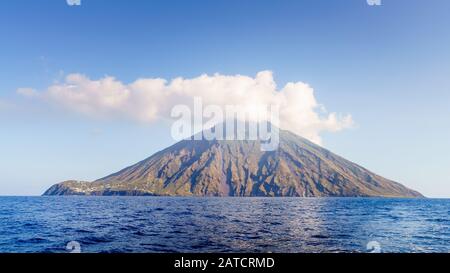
<box><xmin>17</xmin><ymin>71</ymin><xmax>353</xmax><ymax>144</ymax></box>
<box><xmin>16</xmin><ymin>88</ymin><xmax>39</xmax><ymax>98</ymax></box>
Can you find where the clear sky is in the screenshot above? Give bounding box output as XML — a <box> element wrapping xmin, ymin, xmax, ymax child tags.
<box><xmin>0</xmin><ymin>0</ymin><xmax>449</xmax><ymax>197</ymax></box>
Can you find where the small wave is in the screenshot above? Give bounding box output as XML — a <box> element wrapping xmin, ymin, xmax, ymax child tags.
<box><xmin>17</xmin><ymin>237</ymin><xmax>49</xmax><ymax>244</ymax></box>
<box><xmin>311</xmin><ymin>234</ymin><xmax>330</xmax><ymax>239</ymax></box>
<box><xmin>80</xmin><ymin>235</ymin><xmax>115</xmax><ymax>244</ymax></box>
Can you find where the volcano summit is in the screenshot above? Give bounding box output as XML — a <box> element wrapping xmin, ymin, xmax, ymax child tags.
<box><xmin>44</xmin><ymin>128</ymin><xmax>422</xmax><ymax>197</ymax></box>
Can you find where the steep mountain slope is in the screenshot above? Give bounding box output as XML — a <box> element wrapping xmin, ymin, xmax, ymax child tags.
<box><xmin>43</xmin><ymin>130</ymin><xmax>422</xmax><ymax>197</ymax></box>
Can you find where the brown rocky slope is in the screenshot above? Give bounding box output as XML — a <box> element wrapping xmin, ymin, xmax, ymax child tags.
<box><xmin>43</xmin><ymin>129</ymin><xmax>423</xmax><ymax>197</ymax></box>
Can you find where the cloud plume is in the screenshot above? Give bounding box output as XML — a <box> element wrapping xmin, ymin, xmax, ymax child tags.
<box><xmin>17</xmin><ymin>71</ymin><xmax>353</xmax><ymax>144</ymax></box>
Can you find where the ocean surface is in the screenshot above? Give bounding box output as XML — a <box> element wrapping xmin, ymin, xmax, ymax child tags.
<box><xmin>0</xmin><ymin>197</ymin><xmax>448</xmax><ymax>253</ymax></box>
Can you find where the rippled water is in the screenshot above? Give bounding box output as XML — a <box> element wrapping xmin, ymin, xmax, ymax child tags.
<box><xmin>0</xmin><ymin>197</ymin><xmax>448</xmax><ymax>253</ymax></box>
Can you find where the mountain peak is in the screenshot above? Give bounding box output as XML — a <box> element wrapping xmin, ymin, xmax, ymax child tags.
<box><xmin>43</xmin><ymin>128</ymin><xmax>423</xmax><ymax>197</ymax></box>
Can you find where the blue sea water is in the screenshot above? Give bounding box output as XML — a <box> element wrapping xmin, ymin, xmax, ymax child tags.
<box><xmin>0</xmin><ymin>197</ymin><xmax>448</xmax><ymax>253</ymax></box>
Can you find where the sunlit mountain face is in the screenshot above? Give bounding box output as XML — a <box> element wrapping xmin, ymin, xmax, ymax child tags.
<box><xmin>44</xmin><ymin>127</ymin><xmax>422</xmax><ymax>198</ymax></box>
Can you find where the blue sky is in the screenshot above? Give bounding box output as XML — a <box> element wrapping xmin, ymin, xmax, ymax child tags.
<box><xmin>1</xmin><ymin>0</ymin><xmax>450</xmax><ymax>197</ymax></box>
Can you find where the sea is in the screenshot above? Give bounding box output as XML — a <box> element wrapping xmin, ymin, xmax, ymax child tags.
<box><xmin>0</xmin><ymin>197</ymin><xmax>448</xmax><ymax>253</ymax></box>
